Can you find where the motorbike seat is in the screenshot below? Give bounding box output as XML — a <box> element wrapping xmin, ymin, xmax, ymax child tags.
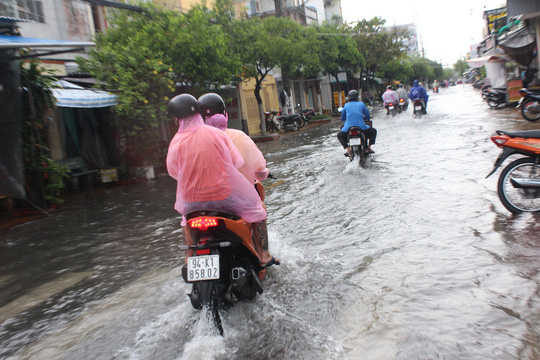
<box><xmin>497</xmin><ymin>130</ymin><xmax>540</xmax><ymax>139</ymax></box>
<box><xmin>519</xmin><ymin>88</ymin><xmax>540</xmax><ymax>97</ymax></box>
<box><xmin>278</xmin><ymin>114</ymin><xmax>299</xmax><ymax>121</ymax></box>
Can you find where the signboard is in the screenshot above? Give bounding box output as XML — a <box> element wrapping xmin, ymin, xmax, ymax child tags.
<box><xmin>333</xmin><ymin>91</ymin><xmax>346</xmax><ymax>107</ymax></box>
<box><xmin>484</xmin><ymin>7</ymin><xmax>507</xmax><ymax>35</ymax></box>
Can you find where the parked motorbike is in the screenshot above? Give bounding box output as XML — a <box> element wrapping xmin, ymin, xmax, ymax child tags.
<box><xmin>485</xmin><ymin>88</ymin><xmax>507</xmax><ymax>109</ymax></box>
<box><xmin>412</xmin><ymin>99</ymin><xmax>426</xmax><ymax>118</ymax></box>
<box><xmin>398</xmin><ymin>98</ymin><xmax>408</xmax><ymax>113</ymax></box>
<box><xmin>300</xmin><ymin>108</ymin><xmax>318</xmax><ymax>123</ymax></box>
<box><xmin>263</xmin><ymin>109</ymin><xmax>280</xmax><ymax>133</ymax></box>
<box><xmin>486</xmin><ymin>130</ymin><xmax>540</xmax><ymax>214</ymax></box>
<box><xmin>275</xmin><ymin>112</ymin><xmax>303</xmax><ymax>132</ymax></box>
<box><xmin>346</xmin><ymin>122</ymin><xmax>372</xmax><ymax>166</ymax></box>
<box><xmin>385</xmin><ymin>102</ymin><xmax>397</xmax><ymax>117</ymax></box>
<box><xmin>180</xmin><ymin>182</ymin><xmax>270</xmax><ymax>335</ymax></box>
<box><xmin>516</xmin><ymin>88</ymin><xmax>540</xmax><ymax>122</ymax></box>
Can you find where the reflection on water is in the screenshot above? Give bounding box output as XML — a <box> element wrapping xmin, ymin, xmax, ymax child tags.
<box><xmin>1</xmin><ymin>85</ymin><xmax>540</xmax><ymax>359</ymax></box>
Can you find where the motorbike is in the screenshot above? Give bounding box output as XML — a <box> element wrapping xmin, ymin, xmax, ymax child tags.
<box><xmin>397</xmin><ymin>98</ymin><xmax>408</xmax><ymax>113</ymax></box>
<box><xmin>385</xmin><ymin>102</ymin><xmax>397</xmax><ymax>117</ymax></box>
<box><xmin>263</xmin><ymin>109</ymin><xmax>280</xmax><ymax>133</ymax></box>
<box><xmin>180</xmin><ymin>182</ymin><xmax>269</xmax><ymax>335</ymax></box>
<box><xmin>412</xmin><ymin>99</ymin><xmax>426</xmax><ymax>118</ymax></box>
<box><xmin>516</xmin><ymin>88</ymin><xmax>540</xmax><ymax>122</ymax></box>
<box><xmin>433</xmin><ymin>85</ymin><xmax>439</xmax><ymax>93</ymax></box>
<box><xmin>486</xmin><ymin>130</ymin><xmax>540</xmax><ymax>214</ymax></box>
<box><xmin>300</xmin><ymin>108</ymin><xmax>318</xmax><ymax>123</ymax></box>
<box><xmin>485</xmin><ymin>88</ymin><xmax>507</xmax><ymax>109</ymax></box>
<box><xmin>275</xmin><ymin>112</ymin><xmax>304</xmax><ymax>131</ymax></box>
<box><xmin>346</xmin><ymin>122</ymin><xmax>372</xmax><ymax>166</ymax></box>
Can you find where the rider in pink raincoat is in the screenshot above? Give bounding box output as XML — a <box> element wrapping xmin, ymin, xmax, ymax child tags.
<box><xmin>166</xmin><ymin>94</ymin><xmax>267</xmax><ymax>226</ymax></box>
<box><xmin>200</xmin><ymin>96</ymin><xmax>268</xmax><ymax>184</ymax></box>
<box><xmin>198</xmin><ymin>93</ymin><xmax>278</xmax><ymax>267</ymax></box>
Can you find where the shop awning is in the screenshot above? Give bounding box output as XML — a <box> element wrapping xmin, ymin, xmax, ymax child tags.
<box><xmin>0</xmin><ymin>34</ymin><xmax>94</xmax><ymax>49</ymax></box>
<box><xmin>498</xmin><ymin>27</ymin><xmax>536</xmax><ymax>66</ymax></box>
<box><xmin>52</xmin><ymin>81</ymin><xmax>117</xmax><ymax>108</ymax></box>
<box><xmin>467</xmin><ymin>48</ymin><xmax>507</xmax><ymax>68</ymax></box>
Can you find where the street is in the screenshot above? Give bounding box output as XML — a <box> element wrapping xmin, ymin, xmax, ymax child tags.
<box><xmin>1</xmin><ymin>84</ymin><xmax>540</xmax><ymax>359</ymax></box>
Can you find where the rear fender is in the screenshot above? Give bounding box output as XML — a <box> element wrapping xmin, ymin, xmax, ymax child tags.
<box><xmin>486</xmin><ymin>147</ymin><xmax>519</xmax><ymax>178</ymax></box>
<box><xmin>191</xmin><ymin>279</ymin><xmax>218</xmax><ymax>307</ymax></box>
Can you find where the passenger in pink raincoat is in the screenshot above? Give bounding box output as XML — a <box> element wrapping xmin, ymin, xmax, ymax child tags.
<box><xmin>166</xmin><ymin>94</ymin><xmax>273</xmax><ymax>264</ymax></box>
<box><xmin>198</xmin><ymin>93</ymin><xmax>279</xmax><ymax>268</ymax></box>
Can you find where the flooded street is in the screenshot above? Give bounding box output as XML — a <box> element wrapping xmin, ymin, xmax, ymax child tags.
<box><xmin>1</xmin><ymin>84</ymin><xmax>540</xmax><ymax>359</ymax></box>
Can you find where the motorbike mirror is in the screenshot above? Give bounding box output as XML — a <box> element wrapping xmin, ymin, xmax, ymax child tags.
<box><xmin>338</xmin><ymin>107</ymin><xmax>343</xmax><ymax>112</ymax></box>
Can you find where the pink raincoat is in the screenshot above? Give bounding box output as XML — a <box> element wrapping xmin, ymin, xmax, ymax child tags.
<box><xmin>205</xmin><ymin>113</ymin><xmax>268</xmax><ymax>184</ymax></box>
<box><xmin>166</xmin><ymin>114</ymin><xmax>266</xmax><ymax>225</ymax></box>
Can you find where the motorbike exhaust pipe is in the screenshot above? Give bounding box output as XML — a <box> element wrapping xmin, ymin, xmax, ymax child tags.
<box><xmin>510</xmin><ymin>177</ymin><xmax>540</xmax><ymax>188</ymax></box>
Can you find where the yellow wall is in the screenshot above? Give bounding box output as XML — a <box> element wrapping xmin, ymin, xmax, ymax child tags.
<box><xmin>157</xmin><ymin>0</ymin><xmax>216</xmax><ymax>12</ymax></box>
<box><xmin>239</xmin><ymin>75</ymin><xmax>280</xmax><ymax>136</ymax></box>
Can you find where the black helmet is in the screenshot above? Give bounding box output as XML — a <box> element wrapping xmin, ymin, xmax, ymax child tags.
<box><xmin>347</xmin><ymin>90</ymin><xmax>359</xmax><ymax>100</ymax></box>
<box><xmin>167</xmin><ymin>94</ymin><xmax>199</xmax><ymax>119</ymax></box>
<box><xmin>398</xmin><ymin>84</ymin><xmax>403</xmax><ymax>88</ymax></box>
<box><xmin>198</xmin><ymin>93</ymin><xmax>226</xmax><ymax>119</ymax></box>
<box><xmin>387</xmin><ymin>85</ymin><xmax>393</xmax><ymax>90</ymax></box>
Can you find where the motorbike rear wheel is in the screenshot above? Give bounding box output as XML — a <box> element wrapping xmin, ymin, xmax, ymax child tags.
<box><xmin>487</xmin><ymin>97</ymin><xmax>504</xmax><ymax>109</ymax></box>
<box><xmin>521</xmin><ymin>99</ymin><xmax>540</xmax><ymax>121</ymax></box>
<box><xmin>497</xmin><ymin>157</ymin><xmax>540</xmax><ymax>214</ymax></box>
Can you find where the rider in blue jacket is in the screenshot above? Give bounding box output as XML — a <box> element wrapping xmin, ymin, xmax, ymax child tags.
<box><xmin>408</xmin><ymin>80</ymin><xmax>429</xmax><ymax>112</ymax></box>
<box><xmin>338</xmin><ymin>90</ymin><xmax>377</xmax><ymax>154</ymax></box>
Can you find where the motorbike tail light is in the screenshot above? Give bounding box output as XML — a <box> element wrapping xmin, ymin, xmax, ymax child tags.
<box><xmin>189</xmin><ymin>217</ymin><xmax>219</xmax><ymax>231</ymax></box>
<box><xmin>349</xmin><ymin>129</ymin><xmax>361</xmax><ymax>136</ymax></box>
<box><xmin>399</xmin><ymin>98</ymin><xmax>404</xmax><ymax>103</ymax></box>
<box><xmin>491</xmin><ymin>136</ymin><xmax>508</xmax><ymax>147</ymax></box>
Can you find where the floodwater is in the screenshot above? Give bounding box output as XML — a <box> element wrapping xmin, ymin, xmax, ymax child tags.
<box><xmin>1</xmin><ymin>84</ymin><xmax>540</xmax><ymax>360</ymax></box>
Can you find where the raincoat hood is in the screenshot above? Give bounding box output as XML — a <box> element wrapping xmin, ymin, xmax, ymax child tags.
<box><xmin>413</xmin><ymin>80</ymin><xmax>419</xmax><ymax>87</ymax></box>
<box><xmin>206</xmin><ymin>113</ymin><xmax>228</xmax><ymax>131</ymax></box>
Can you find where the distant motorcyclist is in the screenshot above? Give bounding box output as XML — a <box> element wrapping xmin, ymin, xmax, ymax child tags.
<box><xmin>338</xmin><ymin>89</ymin><xmax>377</xmax><ymax>154</ymax></box>
<box><xmin>198</xmin><ymin>92</ymin><xmax>278</xmax><ymax>268</ymax></box>
<box><xmin>409</xmin><ymin>80</ymin><xmax>429</xmax><ymax>112</ymax></box>
<box><xmin>382</xmin><ymin>85</ymin><xmax>399</xmax><ymax>115</ymax></box>
<box><xmin>396</xmin><ymin>84</ymin><xmax>408</xmax><ymax>108</ymax></box>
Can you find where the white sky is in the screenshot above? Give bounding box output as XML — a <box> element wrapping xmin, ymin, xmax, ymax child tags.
<box><xmin>340</xmin><ymin>0</ymin><xmax>507</xmax><ymax>67</ymax></box>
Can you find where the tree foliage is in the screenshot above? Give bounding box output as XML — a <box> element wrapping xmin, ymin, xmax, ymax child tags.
<box><xmin>314</xmin><ymin>23</ymin><xmax>364</xmax><ymax>83</ymax></box>
<box><xmin>78</xmin><ymin>1</ymin><xmax>241</xmax><ymax>167</ymax></box>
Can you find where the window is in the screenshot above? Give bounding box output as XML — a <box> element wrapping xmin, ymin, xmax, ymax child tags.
<box><xmin>16</xmin><ymin>0</ymin><xmax>45</xmax><ymax>23</ymax></box>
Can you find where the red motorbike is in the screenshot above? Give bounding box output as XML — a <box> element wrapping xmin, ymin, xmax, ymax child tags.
<box><xmin>486</xmin><ymin>130</ymin><xmax>540</xmax><ymax>213</ymax></box>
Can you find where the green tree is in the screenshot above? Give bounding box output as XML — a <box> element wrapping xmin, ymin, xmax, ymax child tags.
<box><xmin>79</xmin><ymin>2</ymin><xmax>240</xmax><ymax>171</ymax></box>
<box><xmin>232</xmin><ymin>16</ymin><xmax>313</xmax><ymax>135</ymax></box>
<box><xmin>408</xmin><ymin>55</ymin><xmax>435</xmax><ymax>84</ymax></box>
<box><xmin>315</xmin><ymin>23</ymin><xmax>364</xmax><ymax>96</ymax></box>
<box><xmin>351</xmin><ymin>18</ymin><xmax>408</xmax><ymax>91</ymax></box>
<box><xmin>20</xmin><ymin>58</ymin><xmax>69</xmax><ymax>207</ymax></box>
<box><xmin>454</xmin><ymin>58</ymin><xmax>468</xmax><ymax>77</ymax></box>
<box><xmin>377</xmin><ymin>60</ymin><xmax>412</xmax><ymax>84</ymax></box>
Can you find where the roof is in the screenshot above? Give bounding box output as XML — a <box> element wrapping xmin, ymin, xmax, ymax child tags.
<box><xmin>52</xmin><ymin>81</ymin><xmax>117</xmax><ymax>108</ymax></box>
<box><xmin>0</xmin><ymin>34</ymin><xmax>94</xmax><ymax>49</ymax></box>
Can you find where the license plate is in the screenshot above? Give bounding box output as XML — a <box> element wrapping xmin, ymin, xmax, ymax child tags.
<box><xmin>349</xmin><ymin>137</ymin><xmax>361</xmax><ymax>146</ymax></box>
<box><xmin>187</xmin><ymin>255</ymin><xmax>220</xmax><ymax>281</ymax></box>
<box><xmin>389</xmin><ymin>106</ymin><xmax>394</xmax><ymax>110</ymax></box>
<box><xmin>415</xmin><ymin>106</ymin><xmax>422</xmax><ymax>111</ymax></box>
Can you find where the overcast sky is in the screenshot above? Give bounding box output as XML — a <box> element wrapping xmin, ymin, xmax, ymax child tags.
<box><xmin>340</xmin><ymin>0</ymin><xmax>507</xmax><ymax>67</ymax></box>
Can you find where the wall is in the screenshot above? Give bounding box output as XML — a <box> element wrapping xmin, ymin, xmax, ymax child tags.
<box><xmin>239</xmin><ymin>75</ymin><xmax>279</xmax><ymax>135</ymax></box>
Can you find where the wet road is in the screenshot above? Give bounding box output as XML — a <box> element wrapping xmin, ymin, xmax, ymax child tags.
<box><xmin>1</xmin><ymin>84</ymin><xmax>540</xmax><ymax>359</ymax></box>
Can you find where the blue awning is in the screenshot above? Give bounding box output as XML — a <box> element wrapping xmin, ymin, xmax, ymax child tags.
<box><xmin>52</xmin><ymin>81</ymin><xmax>117</xmax><ymax>108</ymax></box>
<box><xmin>0</xmin><ymin>34</ymin><xmax>94</xmax><ymax>49</ymax></box>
